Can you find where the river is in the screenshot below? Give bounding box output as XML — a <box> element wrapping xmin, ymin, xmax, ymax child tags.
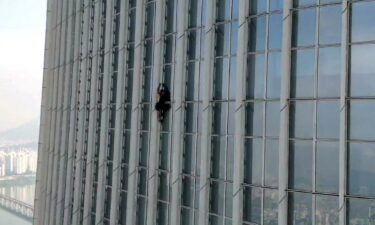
<box><xmin>0</xmin><ymin>176</ymin><xmax>35</xmax><ymax>225</ymax></box>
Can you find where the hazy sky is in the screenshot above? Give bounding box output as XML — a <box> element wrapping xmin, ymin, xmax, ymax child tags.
<box><xmin>0</xmin><ymin>0</ymin><xmax>47</xmax><ymax>132</ymax></box>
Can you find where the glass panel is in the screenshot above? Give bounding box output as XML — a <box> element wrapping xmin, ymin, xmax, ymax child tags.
<box><xmin>212</xmin><ymin>103</ymin><xmax>228</xmax><ymax>135</ymax></box>
<box><xmin>244</xmin><ymin>138</ymin><xmax>263</xmax><ymax>185</ymax></box>
<box><xmin>270</xmin><ymin>0</ymin><xmax>283</xmax><ymax>11</ymax></box>
<box><xmin>289</xmin><ymin>140</ymin><xmax>313</xmax><ymax>190</ymax></box>
<box><xmin>249</xmin><ymin>0</ymin><xmax>267</xmax><ymax>15</ymax></box>
<box><xmin>213</xmin><ymin>58</ymin><xmax>229</xmax><ymax>100</ymax></box>
<box><xmin>266</xmin><ymin>101</ymin><xmax>280</xmax><ymax>137</ymax></box>
<box><xmin>291</xmin><ymin>49</ymin><xmax>315</xmax><ymax>98</ymax></box>
<box><xmin>349</xmin><ymin>142</ymin><xmax>375</xmax><ymax>197</ymax></box>
<box><xmin>318</xmin><ymin>47</ymin><xmax>341</xmax><ymax>98</ymax></box>
<box><xmin>264</xmin><ymin>189</ymin><xmax>278</xmax><ymax>225</ymax></box>
<box><xmin>319</xmin><ymin>5</ymin><xmax>341</xmax><ymax>45</ymax></box>
<box><xmin>265</xmin><ymin>139</ymin><xmax>279</xmax><ymax>187</ymax></box>
<box><xmin>288</xmin><ymin>192</ymin><xmax>312</xmax><ymax>225</ymax></box>
<box><xmin>292</xmin><ymin>8</ymin><xmax>316</xmax><ymax>47</ymax></box>
<box><xmin>316</xmin><ymin>141</ymin><xmax>339</xmax><ymax>193</ymax></box>
<box><xmin>315</xmin><ymin>195</ymin><xmax>339</xmax><ymax>225</ymax></box>
<box><xmin>216</xmin><ymin>0</ymin><xmax>231</xmax><ymax>22</ymax></box>
<box><xmin>225</xmin><ymin>183</ymin><xmax>233</xmax><ymax>217</ymax></box>
<box><xmin>350</xmin><ymin>100</ymin><xmax>375</xmax><ymax>140</ymax></box>
<box><xmin>231</xmin><ymin>22</ymin><xmax>238</xmax><ymax>55</ymax></box>
<box><xmin>249</xmin><ymin>16</ymin><xmax>267</xmax><ymax>52</ymax></box>
<box><xmin>350</xmin><ymin>44</ymin><xmax>375</xmax><ymax>97</ymax></box>
<box><xmin>245</xmin><ymin>102</ymin><xmax>264</xmax><ymax>137</ymax></box>
<box><xmin>247</xmin><ymin>54</ymin><xmax>265</xmax><ymax>99</ymax></box>
<box><xmin>211</xmin><ymin>136</ymin><xmax>226</xmax><ymax>179</ymax></box>
<box><xmin>269</xmin><ymin>14</ymin><xmax>283</xmax><ymax>50</ymax></box>
<box><xmin>243</xmin><ymin>186</ymin><xmax>262</xmax><ymax>224</ymax></box>
<box><xmin>227</xmin><ymin>136</ymin><xmax>234</xmax><ymax>181</ymax></box>
<box><xmin>209</xmin><ymin>181</ymin><xmax>225</xmax><ymax>215</ymax></box>
<box><xmin>229</xmin><ymin>57</ymin><xmax>237</xmax><ymax>100</ymax></box>
<box><xmin>351</xmin><ymin>2</ymin><xmax>375</xmax><ymax>43</ymax></box>
<box><xmin>267</xmin><ymin>52</ymin><xmax>282</xmax><ymax>98</ymax></box>
<box><xmin>290</xmin><ymin>101</ymin><xmax>314</xmax><ymax>139</ymax></box>
<box><xmin>216</xmin><ymin>24</ymin><xmax>231</xmax><ymax>56</ymax></box>
<box><xmin>317</xmin><ymin>101</ymin><xmax>340</xmax><ymax>139</ymax></box>
<box><xmin>348</xmin><ymin>198</ymin><xmax>375</xmax><ymax>225</ymax></box>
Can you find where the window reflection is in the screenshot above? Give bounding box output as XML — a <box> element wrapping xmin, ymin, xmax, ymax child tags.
<box><xmin>265</xmin><ymin>139</ymin><xmax>279</xmax><ymax>187</ymax></box>
<box><xmin>264</xmin><ymin>189</ymin><xmax>278</xmax><ymax>225</ymax></box>
<box><xmin>288</xmin><ymin>192</ymin><xmax>313</xmax><ymax>225</ymax></box>
<box><xmin>247</xmin><ymin>54</ymin><xmax>265</xmax><ymax>99</ymax></box>
<box><xmin>348</xmin><ymin>198</ymin><xmax>375</xmax><ymax>225</ymax></box>
<box><xmin>290</xmin><ymin>101</ymin><xmax>314</xmax><ymax>139</ymax></box>
<box><xmin>292</xmin><ymin>8</ymin><xmax>316</xmax><ymax>47</ymax></box>
<box><xmin>350</xmin><ymin>100</ymin><xmax>375</xmax><ymax>140</ymax></box>
<box><xmin>350</xmin><ymin>44</ymin><xmax>375</xmax><ymax>97</ymax></box>
<box><xmin>289</xmin><ymin>140</ymin><xmax>313</xmax><ymax>190</ymax></box>
<box><xmin>318</xmin><ymin>47</ymin><xmax>341</xmax><ymax>98</ymax></box>
<box><xmin>269</xmin><ymin>14</ymin><xmax>283</xmax><ymax>50</ymax></box>
<box><xmin>349</xmin><ymin>143</ymin><xmax>375</xmax><ymax>197</ymax></box>
<box><xmin>243</xmin><ymin>186</ymin><xmax>262</xmax><ymax>224</ymax></box>
<box><xmin>316</xmin><ymin>142</ymin><xmax>339</xmax><ymax>193</ymax></box>
<box><xmin>244</xmin><ymin>138</ymin><xmax>263</xmax><ymax>185</ymax></box>
<box><xmin>267</xmin><ymin>52</ymin><xmax>281</xmax><ymax>98</ymax></box>
<box><xmin>319</xmin><ymin>5</ymin><xmax>341</xmax><ymax>45</ymax></box>
<box><xmin>351</xmin><ymin>2</ymin><xmax>375</xmax><ymax>43</ymax></box>
<box><xmin>266</xmin><ymin>101</ymin><xmax>280</xmax><ymax>137</ymax></box>
<box><xmin>249</xmin><ymin>16</ymin><xmax>266</xmax><ymax>52</ymax></box>
<box><xmin>315</xmin><ymin>195</ymin><xmax>339</xmax><ymax>225</ymax></box>
<box><xmin>291</xmin><ymin>49</ymin><xmax>315</xmax><ymax>98</ymax></box>
<box><xmin>317</xmin><ymin>101</ymin><xmax>340</xmax><ymax>139</ymax></box>
<box><xmin>249</xmin><ymin>0</ymin><xmax>267</xmax><ymax>15</ymax></box>
<box><xmin>245</xmin><ymin>102</ymin><xmax>264</xmax><ymax>137</ymax></box>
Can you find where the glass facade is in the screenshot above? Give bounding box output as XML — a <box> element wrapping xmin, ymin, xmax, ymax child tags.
<box><xmin>35</xmin><ymin>1</ymin><xmax>375</xmax><ymax>225</ymax></box>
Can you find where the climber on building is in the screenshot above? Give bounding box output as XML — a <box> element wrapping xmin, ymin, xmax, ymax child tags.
<box><xmin>155</xmin><ymin>83</ymin><xmax>171</xmax><ymax>122</ymax></box>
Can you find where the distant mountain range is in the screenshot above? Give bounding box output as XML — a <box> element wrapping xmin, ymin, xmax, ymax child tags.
<box><xmin>0</xmin><ymin>118</ymin><xmax>40</xmax><ymax>143</ymax></box>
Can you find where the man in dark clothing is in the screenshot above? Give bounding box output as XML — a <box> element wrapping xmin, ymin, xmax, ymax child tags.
<box><xmin>155</xmin><ymin>83</ymin><xmax>171</xmax><ymax>122</ymax></box>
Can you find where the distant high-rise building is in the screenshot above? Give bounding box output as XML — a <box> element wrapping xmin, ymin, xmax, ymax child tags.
<box><xmin>34</xmin><ymin>0</ymin><xmax>375</xmax><ymax>225</ymax></box>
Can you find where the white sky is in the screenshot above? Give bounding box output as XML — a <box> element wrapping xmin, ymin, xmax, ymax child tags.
<box><xmin>0</xmin><ymin>0</ymin><xmax>47</xmax><ymax>132</ymax></box>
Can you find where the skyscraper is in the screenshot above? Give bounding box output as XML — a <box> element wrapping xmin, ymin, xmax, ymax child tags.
<box><xmin>34</xmin><ymin>0</ymin><xmax>375</xmax><ymax>225</ymax></box>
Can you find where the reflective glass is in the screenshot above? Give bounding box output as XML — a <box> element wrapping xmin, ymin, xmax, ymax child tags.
<box><xmin>290</xmin><ymin>101</ymin><xmax>314</xmax><ymax>139</ymax></box>
<box><xmin>269</xmin><ymin>14</ymin><xmax>283</xmax><ymax>50</ymax></box>
<box><xmin>289</xmin><ymin>140</ymin><xmax>313</xmax><ymax>190</ymax></box>
<box><xmin>264</xmin><ymin>189</ymin><xmax>278</xmax><ymax>225</ymax></box>
<box><xmin>244</xmin><ymin>138</ymin><xmax>263</xmax><ymax>185</ymax></box>
<box><xmin>348</xmin><ymin>198</ymin><xmax>375</xmax><ymax>225</ymax></box>
<box><xmin>266</xmin><ymin>101</ymin><xmax>280</xmax><ymax>137</ymax></box>
<box><xmin>229</xmin><ymin>57</ymin><xmax>237</xmax><ymax>100</ymax></box>
<box><xmin>188</xmin><ymin>0</ymin><xmax>199</xmax><ymax>27</ymax></box>
<box><xmin>187</xmin><ymin>31</ymin><xmax>199</xmax><ymax>60</ymax></box>
<box><xmin>318</xmin><ymin>47</ymin><xmax>341</xmax><ymax>97</ymax></box>
<box><xmin>228</xmin><ymin>102</ymin><xmax>235</xmax><ymax>135</ymax></box>
<box><xmin>209</xmin><ymin>181</ymin><xmax>225</xmax><ymax>215</ymax></box>
<box><xmin>319</xmin><ymin>5</ymin><xmax>341</xmax><ymax>45</ymax></box>
<box><xmin>316</xmin><ymin>142</ymin><xmax>339</xmax><ymax>193</ymax></box>
<box><xmin>267</xmin><ymin>52</ymin><xmax>281</xmax><ymax>98</ymax></box>
<box><xmin>265</xmin><ymin>139</ymin><xmax>279</xmax><ymax>187</ymax></box>
<box><xmin>186</xmin><ymin>62</ymin><xmax>198</xmax><ymax>101</ymax></box>
<box><xmin>249</xmin><ymin>0</ymin><xmax>267</xmax><ymax>15</ymax></box>
<box><xmin>350</xmin><ymin>44</ymin><xmax>375</xmax><ymax>97</ymax></box>
<box><xmin>243</xmin><ymin>186</ymin><xmax>262</xmax><ymax>224</ymax></box>
<box><xmin>292</xmin><ymin>9</ymin><xmax>316</xmax><ymax>47</ymax></box>
<box><xmin>247</xmin><ymin>54</ymin><xmax>265</xmax><ymax>99</ymax></box>
<box><xmin>213</xmin><ymin>58</ymin><xmax>229</xmax><ymax>100</ymax></box>
<box><xmin>232</xmin><ymin>0</ymin><xmax>239</xmax><ymax>20</ymax></box>
<box><xmin>270</xmin><ymin>0</ymin><xmax>283</xmax><ymax>11</ymax></box>
<box><xmin>249</xmin><ymin>16</ymin><xmax>266</xmax><ymax>52</ymax></box>
<box><xmin>315</xmin><ymin>195</ymin><xmax>339</xmax><ymax>225</ymax></box>
<box><xmin>145</xmin><ymin>3</ymin><xmax>155</xmax><ymax>38</ymax></box>
<box><xmin>212</xmin><ymin>103</ymin><xmax>228</xmax><ymax>135</ymax></box>
<box><xmin>225</xmin><ymin>183</ymin><xmax>233</xmax><ymax>217</ymax></box>
<box><xmin>291</xmin><ymin>49</ymin><xmax>315</xmax><ymax>98</ymax></box>
<box><xmin>317</xmin><ymin>101</ymin><xmax>340</xmax><ymax>139</ymax></box>
<box><xmin>245</xmin><ymin>102</ymin><xmax>264</xmax><ymax>137</ymax></box>
<box><xmin>231</xmin><ymin>22</ymin><xmax>238</xmax><ymax>55</ymax></box>
<box><xmin>226</xmin><ymin>136</ymin><xmax>234</xmax><ymax>181</ymax></box>
<box><xmin>216</xmin><ymin>0</ymin><xmax>231</xmax><ymax>22</ymax></box>
<box><xmin>351</xmin><ymin>2</ymin><xmax>375</xmax><ymax>43</ymax></box>
<box><xmin>216</xmin><ymin>24</ymin><xmax>231</xmax><ymax>56</ymax></box>
<box><xmin>288</xmin><ymin>192</ymin><xmax>312</xmax><ymax>225</ymax></box>
<box><xmin>211</xmin><ymin>136</ymin><xmax>226</xmax><ymax>179</ymax></box>
<box><xmin>349</xmin><ymin>143</ymin><xmax>375</xmax><ymax>197</ymax></box>
<box><xmin>350</xmin><ymin>100</ymin><xmax>375</xmax><ymax>140</ymax></box>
